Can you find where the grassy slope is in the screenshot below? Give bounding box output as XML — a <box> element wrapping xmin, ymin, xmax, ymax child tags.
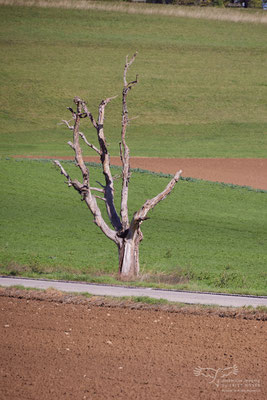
<box><xmin>0</xmin><ymin>159</ymin><xmax>266</xmax><ymax>295</ymax></box>
<box><xmin>0</xmin><ymin>4</ymin><xmax>267</xmax><ymax>157</ymax></box>
<box><xmin>0</xmin><ymin>5</ymin><xmax>266</xmax><ymax>295</ymax></box>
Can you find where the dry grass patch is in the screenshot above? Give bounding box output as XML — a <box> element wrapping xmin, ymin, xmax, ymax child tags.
<box><xmin>1</xmin><ymin>0</ymin><xmax>267</xmax><ymax>24</ymax></box>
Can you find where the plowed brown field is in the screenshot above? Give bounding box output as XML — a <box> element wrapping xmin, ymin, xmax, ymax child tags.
<box><xmin>14</xmin><ymin>156</ymin><xmax>267</xmax><ymax>190</ymax></box>
<box><xmin>0</xmin><ymin>289</ymin><xmax>266</xmax><ymax>400</ymax></box>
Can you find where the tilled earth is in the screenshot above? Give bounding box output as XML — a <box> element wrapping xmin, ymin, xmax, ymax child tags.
<box><xmin>0</xmin><ymin>289</ymin><xmax>266</xmax><ymax>400</ymax></box>
<box><xmin>14</xmin><ymin>156</ymin><xmax>267</xmax><ymax>191</ymax></box>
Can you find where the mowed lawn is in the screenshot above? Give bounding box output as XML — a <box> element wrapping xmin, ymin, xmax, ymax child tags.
<box><xmin>0</xmin><ymin>159</ymin><xmax>266</xmax><ymax>295</ymax></box>
<box><xmin>0</xmin><ymin>3</ymin><xmax>267</xmax><ymax>157</ymax></box>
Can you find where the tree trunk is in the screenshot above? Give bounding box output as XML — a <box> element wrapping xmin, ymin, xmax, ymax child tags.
<box><xmin>118</xmin><ymin>229</ymin><xmax>143</xmax><ymax>279</ymax></box>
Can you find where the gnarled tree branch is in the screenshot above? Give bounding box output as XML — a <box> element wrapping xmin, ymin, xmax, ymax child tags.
<box><xmin>94</xmin><ymin>96</ymin><xmax>122</xmax><ymax>232</ymax></box>
<box><xmin>71</xmin><ymin>97</ymin><xmax>90</xmax><ymax>191</ymax></box>
<box><xmin>131</xmin><ymin>169</ymin><xmax>182</xmax><ymax>232</ymax></box>
<box><xmin>57</xmin><ymin>98</ymin><xmax>120</xmax><ymax>244</ymax></box>
<box><xmin>54</xmin><ymin>160</ymin><xmax>72</xmax><ymax>187</ymax></box>
<box><xmin>120</xmin><ymin>52</ymin><xmax>138</xmax><ymax>232</ymax></box>
<box><xmin>55</xmin><ymin>54</ymin><xmax>182</xmax><ymax>278</ymax></box>
<box><xmin>79</xmin><ymin>132</ymin><xmax>101</xmax><ymax>155</ymax></box>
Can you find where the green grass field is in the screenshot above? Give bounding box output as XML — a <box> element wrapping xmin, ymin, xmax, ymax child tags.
<box><xmin>0</xmin><ymin>3</ymin><xmax>266</xmax><ymax>295</ymax></box>
<box><xmin>0</xmin><ymin>3</ymin><xmax>267</xmax><ymax>157</ymax></box>
<box><xmin>0</xmin><ymin>158</ymin><xmax>266</xmax><ymax>295</ymax></box>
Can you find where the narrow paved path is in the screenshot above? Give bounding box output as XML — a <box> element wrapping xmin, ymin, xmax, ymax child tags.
<box><xmin>1</xmin><ymin>276</ymin><xmax>267</xmax><ymax>308</ymax></box>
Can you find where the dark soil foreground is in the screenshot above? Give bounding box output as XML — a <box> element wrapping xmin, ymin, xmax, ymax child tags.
<box><xmin>0</xmin><ymin>289</ymin><xmax>266</xmax><ymax>400</ymax></box>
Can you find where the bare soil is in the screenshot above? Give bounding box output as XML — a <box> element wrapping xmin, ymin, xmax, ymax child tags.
<box><xmin>15</xmin><ymin>156</ymin><xmax>267</xmax><ymax>190</ymax></box>
<box><xmin>0</xmin><ymin>288</ymin><xmax>266</xmax><ymax>400</ymax></box>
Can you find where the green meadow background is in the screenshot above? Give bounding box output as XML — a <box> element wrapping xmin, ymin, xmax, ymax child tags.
<box><xmin>1</xmin><ymin>3</ymin><xmax>267</xmax><ymax>158</ymax></box>
<box><xmin>0</xmin><ymin>2</ymin><xmax>266</xmax><ymax>295</ymax></box>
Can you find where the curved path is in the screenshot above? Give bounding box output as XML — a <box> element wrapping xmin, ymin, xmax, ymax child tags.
<box><xmin>1</xmin><ymin>276</ymin><xmax>267</xmax><ymax>308</ymax></box>
<box><xmin>13</xmin><ymin>156</ymin><xmax>267</xmax><ymax>191</ymax></box>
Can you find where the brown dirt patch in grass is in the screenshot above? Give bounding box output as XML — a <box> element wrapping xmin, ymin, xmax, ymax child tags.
<box><xmin>0</xmin><ymin>288</ymin><xmax>266</xmax><ymax>399</ymax></box>
<box><xmin>14</xmin><ymin>155</ymin><xmax>267</xmax><ymax>190</ymax></box>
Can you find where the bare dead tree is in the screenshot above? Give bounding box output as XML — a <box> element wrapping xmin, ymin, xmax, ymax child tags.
<box><xmin>54</xmin><ymin>54</ymin><xmax>182</xmax><ymax>279</ymax></box>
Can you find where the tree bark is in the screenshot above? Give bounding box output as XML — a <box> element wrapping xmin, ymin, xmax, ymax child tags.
<box><xmin>118</xmin><ymin>228</ymin><xmax>143</xmax><ymax>279</ymax></box>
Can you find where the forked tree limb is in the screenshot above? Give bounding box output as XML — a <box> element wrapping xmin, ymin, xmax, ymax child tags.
<box><xmin>120</xmin><ymin>52</ymin><xmax>138</xmax><ymax>231</ymax></box>
<box><xmin>84</xmin><ymin>191</ymin><xmax>119</xmax><ymax>243</ymax></box>
<box><xmin>82</xmin><ymin>101</ymin><xmax>99</xmax><ymax>131</ymax></box>
<box><xmin>90</xmin><ymin>187</ymin><xmax>105</xmax><ymax>193</ymax></box>
<box><xmin>72</xmin><ymin>98</ymin><xmax>90</xmax><ymax>190</ymax></box>
<box><xmin>123</xmin><ymin>52</ymin><xmax>138</xmax><ymax>87</ymax></box>
<box><xmin>68</xmin><ymin>96</ymin><xmax>122</xmax><ymax>231</ymax></box>
<box><xmin>95</xmin><ymin>96</ymin><xmax>122</xmax><ymax>231</ymax></box>
<box><xmin>54</xmin><ymin>159</ymin><xmax>119</xmax><ymax>245</ymax></box>
<box><xmin>129</xmin><ymin>169</ymin><xmax>182</xmax><ymax>234</ymax></box>
<box><xmin>94</xmin><ymin>195</ymin><xmax>106</xmax><ymax>202</ymax></box>
<box><xmin>61</xmin><ymin>119</ymin><xmax>73</xmax><ymax>130</ymax></box>
<box><xmin>54</xmin><ymin>160</ymin><xmax>72</xmax><ymax>187</ymax></box>
<box><xmin>79</xmin><ymin>132</ymin><xmax>101</xmax><ymax>155</ymax></box>
<box><xmin>53</xmin><ymin>160</ymin><xmax>85</xmax><ymax>194</ymax></box>
<box><xmin>61</xmin><ymin>119</ymin><xmax>100</xmax><ymax>155</ymax></box>
<box><xmin>56</xmin><ymin>98</ymin><xmax>120</xmax><ymax>244</ymax></box>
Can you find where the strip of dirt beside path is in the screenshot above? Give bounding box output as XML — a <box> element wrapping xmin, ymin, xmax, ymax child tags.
<box><xmin>13</xmin><ymin>155</ymin><xmax>267</xmax><ymax>190</ymax></box>
<box><xmin>1</xmin><ymin>287</ymin><xmax>267</xmax><ymax>320</ymax></box>
<box><xmin>0</xmin><ymin>288</ymin><xmax>266</xmax><ymax>400</ymax></box>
